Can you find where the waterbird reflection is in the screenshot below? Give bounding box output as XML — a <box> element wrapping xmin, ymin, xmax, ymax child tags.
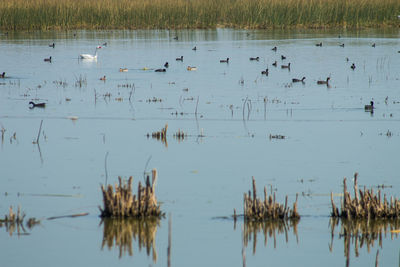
<box><xmin>329</xmin><ymin>218</ymin><xmax>400</xmax><ymax>266</ymax></box>
<box><xmin>100</xmin><ymin>217</ymin><xmax>160</xmax><ymax>261</ymax></box>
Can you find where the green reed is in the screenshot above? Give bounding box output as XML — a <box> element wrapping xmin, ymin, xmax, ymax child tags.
<box><xmin>0</xmin><ymin>0</ymin><xmax>399</xmax><ymax>30</ymax></box>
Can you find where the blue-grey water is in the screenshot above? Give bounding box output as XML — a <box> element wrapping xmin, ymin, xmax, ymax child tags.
<box><xmin>0</xmin><ymin>29</ymin><xmax>400</xmax><ymax>266</ymax></box>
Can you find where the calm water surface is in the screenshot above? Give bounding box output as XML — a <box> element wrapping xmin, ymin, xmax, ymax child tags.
<box><xmin>0</xmin><ymin>29</ymin><xmax>400</xmax><ymax>266</ymax></box>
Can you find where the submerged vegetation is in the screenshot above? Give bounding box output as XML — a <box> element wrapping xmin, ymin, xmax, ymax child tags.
<box><xmin>99</xmin><ymin>169</ymin><xmax>164</xmax><ymax>218</ymax></box>
<box><xmin>0</xmin><ymin>0</ymin><xmax>399</xmax><ymax>30</ymax></box>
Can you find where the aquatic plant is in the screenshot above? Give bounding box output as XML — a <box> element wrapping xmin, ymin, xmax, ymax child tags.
<box><xmin>0</xmin><ymin>0</ymin><xmax>398</xmax><ymax>30</ymax></box>
<box><xmin>99</xmin><ymin>169</ymin><xmax>164</xmax><ymax>218</ymax></box>
<box><xmin>0</xmin><ymin>206</ymin><xmax>40</xmax><ymax>236</ymax></box>
<box><xmin>331</xmin><ymin>173</ymin><xmax>400</xmax><ymax>219</ymax></box>
<box><xmin>147</xmin><ymin>124</ymin><xmax>168</xmax><ymax>147</ymax></box>
<box><xmin>240</xmin><ymin>177</ymin><xmax>300</xmax><ymax>221</ymax></box>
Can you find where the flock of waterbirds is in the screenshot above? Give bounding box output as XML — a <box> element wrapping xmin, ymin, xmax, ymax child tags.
<box><xmin>0</xmin><ymin>38</ymin><xmax>387</xmax><ymax>112</ymax></box>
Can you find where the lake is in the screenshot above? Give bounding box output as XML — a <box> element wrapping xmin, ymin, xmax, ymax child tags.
<box><xmin>0</xmin><ymin>28</ymin><xmax>399</xmax><ymax>267</ymax></box>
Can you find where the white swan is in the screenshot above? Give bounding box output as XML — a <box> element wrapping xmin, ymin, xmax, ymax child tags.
<box><xmin>79</xmin><ymin>46</ymin><xmax>101</xmax><ymax>60</ymax></box>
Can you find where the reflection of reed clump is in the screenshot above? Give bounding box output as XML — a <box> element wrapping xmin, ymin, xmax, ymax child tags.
<box><xmin>331</xmin><ymin>173</ymin><xmax>400</xmax><ymax>219</ymax></box>
<box><xmin>242</xmin><ymin>177</ymin><xmax>300</xmax><ymax>221</ymax></box>
<box><xmin>0</xmin><ymin>206</ymin><xmax>40</xmax><ymax>236</ymax></box>
<box><xmin>147</xmin><ymin>123</ymin><xmax>168</xmax><ymax>147</ymax></box>
<box><xmin>99</xmin><ymin>169</ymin><xmax>163</xmax><ymax>218</ymax></box>
<box><xmin>101</xmin><ymin>217</ymin><xmax>160</xmax><ymax>261</ymax></box>
<box><xmin>329</xmin><ymin>217</ymin><xmax>400</xmax><ymax>260</ymax></box>
<box><xmin>243</xmin><ymin>219</ymin><xmax>299</xmax><ymax>252</ymax></box>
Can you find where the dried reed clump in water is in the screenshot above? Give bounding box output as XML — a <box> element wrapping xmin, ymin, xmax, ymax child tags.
<box><xmin>173</xmin><ymin>129</ymin><xmax>186</xmax><ymax>141</ymax></box>
<box><xmin>99</xmin><ymin>169</ymin><xmax>163</xmax><ymax>218</ymax></box>
<box><xmin>101</xmin><ymin>217</ymin><xmax>159</xmax><ymax>261</ymax></box>
<box><xmin>0</xmin><ymin>206</ymin><xmax>40</xmax><ymax>236</ymax></box>
<box><xmin>331</xmin><ymin>173</ymin><xmax>400</xmax><ymax>219</ymax></box>
<box><xmin>147</xmin><ymin>124</ymin><xmax>168</xmax><ymax>147</ymax></box>
<box><xmin>242</xmin><ymin>177</ymin><xmax>300</xmax><ymax>221</ymax></box>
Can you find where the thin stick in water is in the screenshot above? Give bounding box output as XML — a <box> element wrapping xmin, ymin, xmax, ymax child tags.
<box><xmin>168</xmin><ymin>213</ymin><xmax>172</xmax><ymax>267</ymax></box>
<box><xmin>104</xmin><ymin>151</ymin><xmax>109</xmax><ymax>185</ymax></box>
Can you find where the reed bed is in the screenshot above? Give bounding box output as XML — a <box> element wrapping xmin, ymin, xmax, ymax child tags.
<box><xmin>0</xmin><ymin>0</ymin><xmax>398</xmax><ymax>30</ymax></box>
<box><xmin>99</xmin><ymin>169</ymin><xmax>164</xmax><ymax>218</ymax></box>
<box><xmin>101</xmin><ymin>217</ymin><xmax>159</xmax><ymax>261</ymax></box>
<box><xmin>242</xmin><ymin>177</ymin><xmax>300</xmax><ymax>221</ymax></box>
<box><xmin>243</xmin><ymin>219</ymin><xmax>299</xmax><ymax>252</ymax></box>
<box><xmin>331</xmin><ymin>173</ymin><xmax>400</xmax><ymax>219</ymax></box>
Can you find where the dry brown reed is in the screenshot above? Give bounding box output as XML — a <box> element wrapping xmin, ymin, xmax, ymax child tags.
<box><xmin>99</xmin><ymin>169</ymin><xmax>163</xmax><ymax>218</ymax></box>
<box><xmin>329</xmin><ymin>217</ymin><xmax>400</xmax><ymax>260</ymax></box>
<box><xmin>243</xmin><ymin>219</ymin><xmax>299</xmax><ymax>253</ymax></box>
<box><xmin>0</xmin><ymin>206</ymin><xmax>40</xmax><ymax>236</ymax></box>
<box><xmin>173</xmin><ymin>129</ymin><xmax>186</xmax><ymax>141</ymax></box>
<box><xmin>243</xmin><ymin>177</ymin><xmax>300</xmax><ymax>221</ymax></box>
<box><xmin>101</xmin><ymin>217</ymin><xmax>159</xmax><ymax>261</ymax></box>
<box><xmin>331</xmin><ymin>173</ymin><xmax>400</xmax><ymax>219</ymax></box>
<box><xmin>147</xmin><ymin>124</ymin><xmax>168</xmax><ymax>147</ymax></box>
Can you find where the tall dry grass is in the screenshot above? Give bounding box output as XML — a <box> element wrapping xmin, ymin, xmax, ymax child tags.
<box><xmin>0</xmin><ymin>0</ymin><xmax>399</xmax><ymax>30</ymax></box>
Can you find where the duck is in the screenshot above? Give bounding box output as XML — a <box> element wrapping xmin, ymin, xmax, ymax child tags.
<box><xmin>351</xmin><ymin>63</ymin><xmax>356</xmax><ymax>70</ymax></box>
<box><xmin>281</xmin><ymin>63</ymin><xmax>290</xmax><ymax>69</ymax></box>
<box><xmin>29</xmin><ymin>101</ymin><xmax>46</xmax><ymax>108</ymax></box>
<box><xmin>316</xmin><ymin>42</ymin><xmax>322</xmax><ymax>47</ymax></box>
<box><xmin>249</xmin><ymin>57</ymin><xmax>259</xmax><ymax>61</ymax></box>
<box><xmin>281</xmin><ymin>55</ymin><xmax>286</xmax><ymax>60</ymax></box>
<box><xmin>317</xmin><ymin>77</ymin><xmax>330</xmax><ymax>85</ymax></box>
<box><xmin>164</xmin><ymin>62</ymin><xmax>169</xmax><ymax>68</ymax></box>
<box><xmin>176</xmin><ymin>56</ymin><xmax>183</xmax><ymax>61</ymax></box>
<box><xmin>372</xmin><ymin>43</ymin><xmax>376</xmax><ymax>48</ymax></box>
<box><xmin>364</xmin><ymin>101</ymin><xmax>374</xmax><ymax>111</ymax></box>
<box><xmin>261</xmin><ymin>69</ymin><xmax>269</xmax><ymax>75</ymax></box>
<box><xmin>155</xmin><ymin>68</ymin><xmax>166</xmax><ymax>72</ymax></box>
<box><xmin>44</xmin><ymin>56</ymin><xmax>52</xmax><ymax>62</ymax></box>
<box><xmin>173</xmin><ymin>36</ymin><xmax>178</xmax><ymax>40</ymax></box>
<box><xmin>272</xmin><ymin>61</ymin><xmax>277</xmax><ymax>67</ymax></box>
<box><xmin>187</xmin><ymin>66</ymin><xmax>197</xmax><ymax>71</ymax></box>
<box><xmin>292</xmin><ymin>77</ymin><xmax>306</xmax><ymax>83</ymax></box>
<box><xmin>271</xmin><ymin>46</ymin><xmax>277</xmax><ymax>52</ymax></box>
<box><xmin>0</xmin><ymin>72</ymin><xmax>5</xmax><ymax>78</ymax></box>
<box><xmin>192</xmin><ymin>46</ymin><xmax>197</xmax><ymax>51</ymax></box>
<box><xmin>339</xmin><ymin>43</ymin><xmax>345</xmax><ymax>47</ymax></box>
<box><xmin>49</xmin><ymin>43</ymin><xmax>55</xmax><ymax>48</ymax></box>
<box><xmin>100</xmin><ymin>75</ymin><xmax>106</xmax><ymax>81</ymax></box>
<box><xmin>220</xmin><ymin>58</ymin><xmax>229</xmax><ymax>63</ymax></box>
<box><xmin>119</xmin><ymin>68</ymin><xmax>128</xmax><ymax>72</ymax></box>
<box><xmin>102</xmin><ymin>42</ymin><xmax>108</xmax><ymax>46</ymax></box>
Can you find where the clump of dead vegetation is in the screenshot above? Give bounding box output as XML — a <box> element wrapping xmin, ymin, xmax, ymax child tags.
<box><xmin>331</xmin><ymin>173</ymin><xmax>400</xmax><ymax>219</ymax></box>
<box><xmin>0</xmin><ymin>206</ymin><xmax>40</xmax><ymax>236</ymax></box>
<box><xmin>173</xmin><ymin>129</ymin><xmax>186</xmax><ymax>141</ymax></box>
<box><xmin>237</xmin><ymin>177</ymin><xmax>300</xmax><ymax>221</ymax></box>
<box><xmin>101</xmin><ymin>217</ymin><xmax>159</xmax><ymax>261</ymax></box>
<box><xmin>147</xmin><ymin>124</ymin><xmax>168</xmax><ymax>147</ymax></box>
<box><xmin>99</xmin><ymin>169</ymin><xmax>164</xmax><ymax>218</ymax></box>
